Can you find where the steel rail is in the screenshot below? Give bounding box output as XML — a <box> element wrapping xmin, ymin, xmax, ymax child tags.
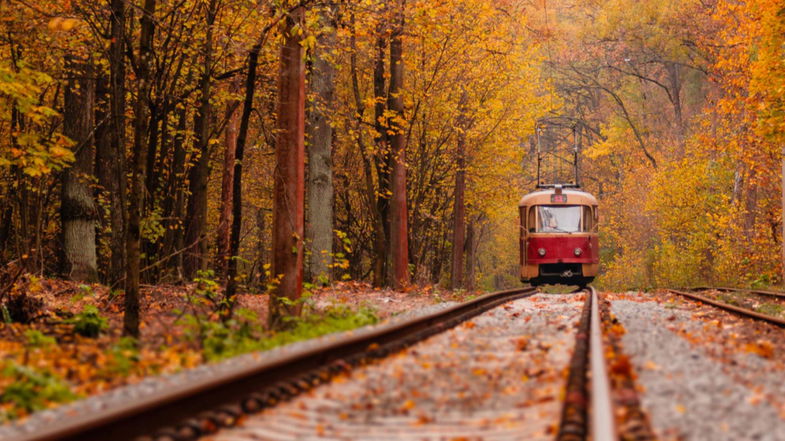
<box><xmin>667</xmin><ymin>289</ymin><xmax>785</xmax><ymax>327</ymax></box>
<box><xmin>557</xmin><ymin>287</ymin><xmax>617</xmax><ymax>441</ymax></box>
<box><xmin>692</xmin><ymin>286</ymin><xmax>785</xmax><ymax>299</ymax></box>
<box><xmin>16</xmin><ymin>286</ymin><xmax>538</xmax><ymax>441</ymax></box>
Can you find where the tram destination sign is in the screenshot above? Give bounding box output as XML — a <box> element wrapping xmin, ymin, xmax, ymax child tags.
<box><xmin>551</xmin><ymin>194</ymin><xmax>568</xmax><ymax>203</ymax></box>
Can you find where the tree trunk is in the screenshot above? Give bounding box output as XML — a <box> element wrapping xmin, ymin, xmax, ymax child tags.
<box><xmin>124</xmin><ymin>0</ymin><xmax>156</xmax><ymax>338</ymax></box>
<box><xmin>61</xmin><ymin>59</ymin><xmax>99</xmax><ymax>283</ymax></box>
<box><xmin>225</xmin><ymin>44</ymin><xmax>261</xmax><ymax>306</ymax></box>
<box><xmin>450</xmin><ymin>120</ymin><xmax>466</xmax><ymax>290</ymax></box>
<box><xmin>781</xmin><ymin>146</ymin><xmax>785</xmax><ymax>286</ymax></box>
<box><xmin>306</xmin><ymin>3</ymin><xmax>337</xmax><ymax>285</ymax></box>
<box><xmin>269</xmin><ymin>7</ymin><xmax>306</xmax><ymax>327</ymax></box>
<box><xmin>183</xmin><ymin>0</ymin><xmax>217</xmax><ymax>279</ymax></box>
<box><xmin>216</xmin><ymin>79</ymin><xmax>241</xmax><ymax>276</ymax></box>
<box><xmin>388</xmin><ymin>1</ymin><xmax>409</xmax><ymax>290</ymax></box>
<box><xmin>108</xmin><ymin>0</ymin><xmax>127</xmax><ymax>286</ymax></box>
<box><xmin>465</xmin><ymin>219</ymin><xmax>476</xmax><ymax>291</ymax></box>
<box><xmin>162</xmin><ymin>107</ymin><xmax>187</xmax><ymax>280</ymax></box>
<box><xmin>372</xmin><ymin>26</ymin><xmax>390</xmax><ymax>288</ymax></box>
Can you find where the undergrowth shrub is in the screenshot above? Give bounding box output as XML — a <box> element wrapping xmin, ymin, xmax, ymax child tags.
<box><xmin>0</xmin><ymin>362</ymin><xmax>77</xmax><ymax>421</ymax></box>
<box><xmin>104</xmin><ymin>337</ymin><xmax>141</xmax><ymax>376</ymax></box>
<box><xmin>177</xmin><ymin>272</ymin><xmax>379</xmax><ymax>361</ymax></box>
<box><xmin>68</xmin><ymin>304</ymin><xmax>108</xmax><ymax>337</ymax></box>
<box><xmin>24</xmin><ymin>329</ymin><xmax>55</xmax><ymax>347</ymax></box>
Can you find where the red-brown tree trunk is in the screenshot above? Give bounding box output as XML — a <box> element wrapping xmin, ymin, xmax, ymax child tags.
<box><xmin>388</xmin><ymin>1</ymin><xmax>409</xmax><ymax>290</ymax></box>
<box><xmin>269</xmin><ymin>7</ymin><xmax>306</xmax><ymax>327</ymax></box>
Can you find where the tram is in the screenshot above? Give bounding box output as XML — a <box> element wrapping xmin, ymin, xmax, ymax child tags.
<box><xmin>519</xmin><ymin>119</ymin><xmax>599</xmax><ymax>287</ymax></box>
<box><xmin>519</xmin><ymin>185</ymin><xmax>598</xmax><ymax>287</ymax></box>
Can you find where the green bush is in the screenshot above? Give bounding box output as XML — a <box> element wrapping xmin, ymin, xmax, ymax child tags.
<box><xmin>0</xmin><ymin>363</ymin><xmax>77</xmax><ymax>421</ymax></box>
<box><xmin>105</xmin><ymin>337</ymin><xmax>141</xmax><ymax>376</ymax></box>
<box><xmin>69</xmin><ymin>304</ymin><xmax>108</xmax><ymax>337</ymax></box>
<box><xmin>24</xmin><ymin>329</ymin><xmax>55</xmax><ymax>347</ymax></box>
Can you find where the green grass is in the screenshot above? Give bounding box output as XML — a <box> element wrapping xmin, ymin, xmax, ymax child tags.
<box><xmin>717</xmin><ymin>293</ymin><xmax>741</xmax><ymax>306</ymax></box>
<box><xmin>755</xmin><ymin>302</ymin><xmax>785</xmax><ymax>317</ymax></box>
<box><xmin>180</xmin><ymin>304</ymin><xmax>379</xmax><ymax>362</ymax></box>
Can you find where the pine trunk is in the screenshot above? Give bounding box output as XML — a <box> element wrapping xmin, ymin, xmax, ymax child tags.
<box><xmin>269</xmin><ymin>8</ymin><xmax>306</xmax><ymax>327</ymax></box>
<box><xmin>306</xmin><ymin>4</ymin><xmax>337</xmax><ymax>285</ymax></box>
<box><xmin>61</xmin><ymin>59</ymin><xmax>99</xmax><ymax>283</ymax></box>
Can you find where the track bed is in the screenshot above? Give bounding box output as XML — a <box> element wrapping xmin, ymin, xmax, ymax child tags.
<box><xmin>207</xmin><ymin>294</ymin><xmax>585</xmax><ymax>441</ymax></box>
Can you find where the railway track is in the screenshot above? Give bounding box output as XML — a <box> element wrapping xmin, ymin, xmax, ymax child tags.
<box><xmin>666</xmin><ymin>287</ymin><xmax>785</xmax><ymax>327</ymax></box>
<box><xmin>557</xmin><ymin>287</ymin><xmax>616</xmax><ymax>441</ymax></box>
<box><xmin>15</xmin><ymin>287</ymin><xmax>620</xmax><ymax>441</ymax></box>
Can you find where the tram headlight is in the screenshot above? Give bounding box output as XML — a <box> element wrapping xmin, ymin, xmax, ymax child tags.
<box><xmin>538</xmin><ymin>248</ymin><xmax>546</xmax><ymax>256</ymax></box>
<box><xmin>574</xmin><ymin>248</ymin><xmax>583</xmax><ymax>256</ymax></box>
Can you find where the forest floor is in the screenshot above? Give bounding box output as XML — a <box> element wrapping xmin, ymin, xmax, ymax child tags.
<box><xmin>0</xmin><ymin>276</ymin><xmax>472</xmax><ymax>422</ymax></box>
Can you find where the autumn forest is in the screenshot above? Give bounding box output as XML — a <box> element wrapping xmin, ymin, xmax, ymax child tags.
<box><xmin>1</xmin><ymin>0</ymin><xmax>785</xmax><ymax>428</ymax></box>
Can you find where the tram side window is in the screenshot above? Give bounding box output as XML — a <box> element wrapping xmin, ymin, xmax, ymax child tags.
<box><xmin>528</xmin><ymin>207</ymin><xmax>536</xmax><ymax>232</ymax></box>
<box><xmin>537</xmin><ymin>206</ymin><xmax>581</xmax><ymax>233</ymax></box>
<box><xmin>583</xmin><ymin>206</ymin><xmax>593</xmax><ymax>232</ymax></box>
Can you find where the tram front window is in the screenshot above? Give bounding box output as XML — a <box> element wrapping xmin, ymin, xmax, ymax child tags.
<box><xmin>538</xmin><ymin>206</ymin><xmax>581</xmax><ymax>233</ymax></box>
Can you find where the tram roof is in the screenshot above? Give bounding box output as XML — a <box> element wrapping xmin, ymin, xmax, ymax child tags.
<box><xmin>518</xmin><ymin>188</ymin><xmax>598</xmax><ymax>207</ymax></box>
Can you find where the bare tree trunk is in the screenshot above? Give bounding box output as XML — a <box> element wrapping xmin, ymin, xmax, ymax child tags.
<box><xmin>124</xmin><ymin>0</ymin><xmax>156</xmax><ymax>338</ymax></box>
<box><xmin>183</xmin><ymin>0</ymin><xmax>217</xmax><ymax>280</ymax></box>
<box><xmin>372</xmin><ymin>24</ymin><xmax>390</xmax><ymax>288</ymax></box>
<box><xmin>61</xmin><ymin>59</ymin><xmax>99</xmax><ymax>282</ymax></box>
<box><xmin>781</xmin><ymin>146</ymin><xmax>785</xmax><ymax>286</ymax></box>
<box><xmin>108</xmin><ymin>0</ymin><xmax>127</xmax><ymax>286</ymax></box>
<box><xmin>450</xmin><ymin>93</ymin><xmax>468</xmax><ymax>290</ymax></box>
<box><xmin>216</xmin><ymin>79</ymin><xmax>241</xmax><ymax>276</ymax></box>
<box><xmin>225</xmin><ymin>44</ymin><xmax>260</xmax><ymax>306</ymax></box>
<box><xmin>306</xmin><ymin>3</ymin><xmax>337</xmax><ymax>285</ymax></box>
<box><xmin>161</xmin><ymin>107</ymin><xmax>187</xmax><ymax>279</ymax></box>
<box><xmin>464</xmin><ymin>219</ymin><xmax>476</xmax><ymax>290</ymax></box>
<box><xmin>388</xmin><ymin>1</ymin><xmax>409</xmax><ymax>290</ymax></box>
<box><xmin>269</xmin><ymin>7</ymin><xmax>306</xmax><ymax>327</ymax></box>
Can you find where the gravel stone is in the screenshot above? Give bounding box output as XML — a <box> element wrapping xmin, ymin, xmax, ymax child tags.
<box><xmin>208</xmin><ymin>294</ymin><xmax>586</xmax><ymax>441</ymax></box>
<box><xmin>612</xmin><ymin>299</ymin><xmax>785</xmax><ymax>441</ymax></box>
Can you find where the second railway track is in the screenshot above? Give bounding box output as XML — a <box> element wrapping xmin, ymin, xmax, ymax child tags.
<box><xmin>667</xmin><ymin>287</ymin><xmax>785</xmax><ymax>327</ymax></box>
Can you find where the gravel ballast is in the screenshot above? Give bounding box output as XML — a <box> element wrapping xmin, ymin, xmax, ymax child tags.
<box><xmin>208</xmin><ymin>294</ymin><xmax>586</xmax><ymax>441</ymax></box>
<box><xmin>612</xmin><ymin>299</ymin><xmax>785</xmax><ymax>441</ymax></box>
